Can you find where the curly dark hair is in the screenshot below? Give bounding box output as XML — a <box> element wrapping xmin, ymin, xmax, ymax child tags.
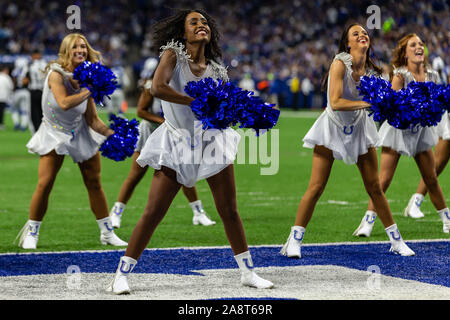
<box><xmin>152</xmin><ymin>8</ymin><xmax>223</xmax><ymax>64</ymax></box>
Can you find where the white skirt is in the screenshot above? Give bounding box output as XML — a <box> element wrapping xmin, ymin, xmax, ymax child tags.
<box><xmin>303</xmin><ymin>111</ymin><xmax>379</xmax><ymax>165</ymax></box>
<box><xmin>377</xmin><ymin>121</ymin><xmax>438</xmax><ymax>157</ymax></box>
<box><xmin>136</xmin><ymin>122</ymin><xmax>241</xmax><ymax>187</ymax></box>
<box><xmin>134</xmin><ymin>120</ymin><xmax>159</xmax><ymax>152</ymax></box>
<box><xmin>26</xmin><ymin>118</ymin><xmax>106</xmax><ymax>163</ymax></box>
<box><xmin>436</xmin><ymin>111</ymin><xmax>450</xmax><ymax>140</ymax></box>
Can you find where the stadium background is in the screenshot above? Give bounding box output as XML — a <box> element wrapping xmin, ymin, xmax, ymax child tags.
<box><xmin>0</xmin><ymin>0</ymin><xmax>449</xmax><ymax>301</ymax></box>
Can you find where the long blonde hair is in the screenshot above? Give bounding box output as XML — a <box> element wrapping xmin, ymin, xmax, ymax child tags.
<box><xmin>45</xmin><ymin>33</ymin><xmax>102</xmax><ymax>73</ymax></box>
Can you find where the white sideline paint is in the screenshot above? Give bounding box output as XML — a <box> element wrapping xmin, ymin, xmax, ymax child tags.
<box><xmin>1</xmin><ymin>265</ymin><xmax>449</xmax><ymax>300</ymax></box>
<box><xmin>1</xmin><ymin>239</ymin><xmax>448</xmax><ymax>256</ymax></box>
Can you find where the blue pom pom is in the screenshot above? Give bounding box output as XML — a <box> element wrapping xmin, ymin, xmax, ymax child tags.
<box><xmin>99</xmin><ymin>114</ymin><xmax>139</xmax><ymax>161</ymax></box>
<box><xmin>73</xmin><ymin>62</ymin><xmax>118</xmax><ymax>106</ymax></box>
<box><xmin>184</xmin><ymin>77</ymin><xmax>280</xmax><ymax>135</ymax></box>
<box><xmin>357</xmin><ymin>76</ymin><xmax>448</xmax><ymax>130</ymax></box>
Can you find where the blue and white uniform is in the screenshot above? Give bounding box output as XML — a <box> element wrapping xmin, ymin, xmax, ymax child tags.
<box><xmin>136</xmin><ymin>40</ymin><xmax>240</xmax><ymax>187</ymax></box>
<box><xmin>377</xmin><ymin>66</ymin><xmax>440</xmax><ymax>156</ymax></box>
<box><xmin>303</xmin><ymin>52</ymin><xmax>379</xmax><ymax>164</ymax></box>
<box><xmin>26</xmin><ymin>63</ymin><xmax>105</xmax><ymax>163</ymax></box>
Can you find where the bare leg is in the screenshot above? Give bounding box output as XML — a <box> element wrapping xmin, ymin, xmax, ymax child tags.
<box><xmin>414</xmin><ymin>149</ymin><xmax>447</xmax><ymax>210</ymax></box>
<box><xmin>206</xmin><ymin>165</ymin><xmax>247</xmax><ymax>255</ymax></box>
<box><xmin>124</xmin><ymin>166</ymin><xmax>181</xmax><ymax>260</ymax></box>
<box><xmin>416</xmin><ymin>139</ymin><xmax>450</xmax><ymax>196</ymax></box>
<box><xmin>357</xmin><ymin>148</ymin><xmax>395</xmax><ymax>228</ymax></box>
<box><xmin>367</xmin><ymin>147</ymin><xmax>400</xmax><ymax>212</ymax></box>
<box><xmin>182</xmin><ymin>185</ymin><xmax>199</xmax><ymax>202</ymax></box>
<box><xmin>117</xmin><ymin>152</ymin><xmax>148</xmax><ymax>204</ymax></box>
<box><xmin>294</xmin><ymin>145</ymin><xmax>334</xmax><ymax>227</ymax></box>
<box><xmin>29</xmin><ymin>151</ymin><xmax>65</xmax><ymax>221</ymax></box>
<box><xmin>78</xmin><ymin>152</ymin><xmax>110</xmax><ymax>220</ymax></box>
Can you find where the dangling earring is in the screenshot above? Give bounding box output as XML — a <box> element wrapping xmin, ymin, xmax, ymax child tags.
<box><xmin>347</xmin><ymin>46</ymin><xmax>351</xmax><ymax>53</ymax></box>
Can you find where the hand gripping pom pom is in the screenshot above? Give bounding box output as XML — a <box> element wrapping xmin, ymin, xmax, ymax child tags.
<box><xmin>99</xmin><ymin>114</ymin><xmax>139</xmax><ymax>161</ymax></box>
<box><xmin>184</xmin><ymin>77</ymin><xmax>280</xmax><ymax>135</ymax></box>
<box><xmin>357</xmin><ymin>76</ymin><xmax>449</xmax><ymax>130</ymax></box>
<box><xmin>73</xmin><ymin>62</ymin><xmax>118</xmax><ymax>106</ymax></box>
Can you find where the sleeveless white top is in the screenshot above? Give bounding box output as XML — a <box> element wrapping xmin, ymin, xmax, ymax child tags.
<box><xmin>136</xmin><ymin>40</ymin><xmax>240</xmax><ymax>187</ymax></box>
<box><xmin>26</xmin><ymin>63</ymin><xmax>105</xmax><ymax>162</ymax></box>
<box><xmin>303</xmin><ymin>52</ymin><xmax>379</xmax><ymax>164</ymax></box>
<box><xmin>377</xmin><ymin>66</ymin><xmax>440</xmax><ymax>156</ymax></box>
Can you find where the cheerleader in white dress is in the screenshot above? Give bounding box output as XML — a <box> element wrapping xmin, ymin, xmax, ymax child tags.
<box><xmin>406</xmin><ymin>78</ymin><xmax>450</xmax><ymax>226</ymax></box>
<box><xmin>281</xmin><ymin>24</ymin><xmax>414</xmax><ymax>259</ymax></box>
<box><xmin>354</xmin><ymin>34</ymin><xmax>450</xmax><ymax>236</ymax></box>
<box><xmin>16</xmin><ymin>33</ymin><xmax>127</xmax><ymax>249</ymax></box>
<box><xmin>107</xmin><ymin>10</ymin><xmax>273</xmax><ymax>295</ymax></box>
<box><xmin>109</xmin><ymin>77</ymin><xmax>217</xmax><ymax>228</ymax></box>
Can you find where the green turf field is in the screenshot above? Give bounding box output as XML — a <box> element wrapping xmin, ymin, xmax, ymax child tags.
<box><xmin>1</xmin><ymin>109</ymin><xmax>448</xmax><ymax>253</ymax></box>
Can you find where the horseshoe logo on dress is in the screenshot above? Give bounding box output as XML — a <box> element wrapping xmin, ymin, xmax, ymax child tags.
<box><xmin>186</xmin><ymin>136</ymin><xmax>201</xmax><ymax>148</ymax></box>
<box><xmin>410</xmin><ymin>124</ymin><xmax>420</xmax><ymax>134</ymax></box>
<box><xmin>343</xmin><ymin>125</ymin><xmax>354</xmax><ymax>135</ymax></box>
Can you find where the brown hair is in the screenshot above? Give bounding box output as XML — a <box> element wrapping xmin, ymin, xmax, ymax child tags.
<box><xmin>389</xmin><ymin>33</ymin><xmax>430</xmax><ymax>81</ymax></box>
<box><xmin>321</xmin><ymin>23</ymin><xmax>382</xmax><ymax>91</ymax></box>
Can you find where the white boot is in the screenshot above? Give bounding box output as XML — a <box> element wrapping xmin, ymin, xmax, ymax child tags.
<box><xmin>109</xmin><ymin>202</ymin><xmax>126</xmax><ymax>228</ymax></box>
<box><xmin>437</xmin><ymin>208</ymin><xmax>450</xmax><ymax>233</ymax></box>
<box><xmin>353</xmin><ymin>210</ymin><xmax>377</xmax><ymax>237</ymax></box>
<box><xmin>97</xmin><ymin>217</ymin><xmax>128</xmax><ymax>246</ymax></box>
<box><xmin>280</xmin><ymin>226</ymin><xmax>304</xmax><ymax>258</ymax></box>
<box><xmin>190</xmin><ymin>200</ymin><xmax>216</xmax><ymax>226</ymax></box>
<box><xmin>16</xmin><ymin>220</ymin><xmax>41</xmax><ymax>249</ymax></box>
<box><xmin>234</xmin><ymin>251</ymin><xmax>273</xmax><ymax>289</ymax></box>
<box><xmin>106</xmin><ymin>256</ymin><xmax>137</xmax><ymax>294</ymax></box>
<box><xmin>403</xmin><ymin>193</ymin><xmax>425</xmax><ymax>218</ymax></box>
<box><xmin>385</xmin><ymin>224</ymin><xmax>415</xmax><ymax>256</ymax></box>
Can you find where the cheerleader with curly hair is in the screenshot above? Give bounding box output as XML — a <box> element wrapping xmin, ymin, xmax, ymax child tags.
<box><xmin>109</xmin><ymin>75</ymin><xmax>216</xmax><ymax>228</ymax></box>
<box><xmin>107</xmin><ymin>9</ymin><xmax>273</xmax><ymax>294</ymax></box>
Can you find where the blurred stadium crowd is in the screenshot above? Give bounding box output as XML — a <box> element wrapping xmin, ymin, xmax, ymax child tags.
<box><xmin>0</xmin><ymin>0</ymin><xmax>448</xmax><ymax>111</ymax></box>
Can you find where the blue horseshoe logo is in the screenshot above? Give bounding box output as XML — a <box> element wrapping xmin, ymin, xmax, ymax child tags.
<box><xmin>343</xmin><ymin>125</ymin><xmax>354</xmax><ymax>135</ymax></box>
<box><xmin>390</xmin><ymin>230</ymin><xmax>402</xmax><ymax>241</ymax></box>
<box><xmin>187</xmin><ymin>136</ymin><xmax>201</xmax><ymax>148</ymax></box>
<box><xmin>410</xmin><ymin>125</ymin><xmax>420</xmax><ymax>134</ymax></box>
<box><xmin>119</xmin><ymin>261</ymin><xmax>135</xmax><ymax>274</ymax></box>
<box><xmin>365</xmin><ymin>215</ymin><xmax>376</xmax><ymax>224</ymax></box>
<box><xmin>243</xmin><ymin>258</ymin><xmax>254</xmax><ymax>270</ymax></box>
<box><xmin>293</xmin><ymin>230</ymin><xmax>304</xmax><ymax>241</ymax></box>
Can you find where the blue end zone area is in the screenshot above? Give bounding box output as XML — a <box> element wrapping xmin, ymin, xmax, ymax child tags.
<box><xmin>0</xmin><ymin>241</ymin><xmax>448</xmax><ymax>287</ymax></box>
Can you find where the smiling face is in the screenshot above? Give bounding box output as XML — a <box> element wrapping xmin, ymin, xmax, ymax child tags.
<box><xmin>405</xmin><ymin>35</ymin><xmax>425</xmax><ymax>64</ymax></box>
<box><xmin>347</xmin><ymin>25</ymin><xmax>370</xmax><ymax>52</ymax></box>
<box><xmin>184</xmin><ymin>11</ymin><xmax>211</xmax><ymax>44</ymax></box>
<box><xmin>70</xmin><ymin>37</ymin><xmax>88</xmax><ymax>67</ymax></box>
